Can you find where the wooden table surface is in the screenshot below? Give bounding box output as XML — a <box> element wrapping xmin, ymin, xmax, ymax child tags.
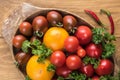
<box><xmin>0</xmin><ymin>0</ymin><xmax>120</xmax><ymax>80</ymax></box>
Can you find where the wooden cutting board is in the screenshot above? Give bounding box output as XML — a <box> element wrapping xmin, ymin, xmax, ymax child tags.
<box><xmin>0</xmin><ymin>0</ymin><xmax>120</xmax><ymax>80</ymax></box>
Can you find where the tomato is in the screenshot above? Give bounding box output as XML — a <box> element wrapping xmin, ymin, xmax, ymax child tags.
<box><xmin>75</xmin><ymin>26</ymin><xmax>92</xmax><ymax>45</ymax></box>
<box><xmin>95</xmin><ymin>59</ymin><xmax>114</xmax><ymax>76</ymax></box>
<box><xmin>56</xmin><ymin>65</ymin><xmax>72</xmax><ymax>78</ymax></box>
<box><xmin>43</xmin><ymin>27</ymin><xmax>69</xmax><ymax>51</ymax></box>
<box><xmin>26</xmin><ymin>55</ymin><xmax>55</xmax><ymax>80</ymax></box>
<box><xmin>19</xmin><ymin>22</ymin><xmax>33</xmax><ymax>36</ymax></box>
<box><xmin>47</xmin><ymin>11</ymin><xmax>63</xmax><ymax>27</ymax></box>
<box><xmin>63</xmin><ymin>15</ymin><xmax>77</xmax><ymax>32</ymax></box>
<box><xmin>15</xmin><ymin>52</ymin><xmax>31</xmax><ymax>65</ymax></box>
<box><xmin>13</xmin><ymin>35</ymin><xmax>26</xmax><ymax>48</ymax></box>
<box><xmin>32</xmin><ymin>16</ymin><xmax>48</xmax><ymax>34</ymax></box>
<box><xmin>77</xmin><ymin>47</ymin><xmax>86</xmax><ymax>58</ymax></box>
<box><xmin>92</xmin><ymin>76</ymin><xmax>99</xmax><ymax>80</ymax></box>
<box><xmin>50</xmin><ymin>50</ymin><xmax>66</xmax><ymax>67</ymax></box>
<box><xmin>80</xmin><ymin>64</ymin><xmax>94</xmax><ymax>77</ymax></box>
<box><xmin>64</xmin><ymin>36</ymin><xmax>79</xmax><ymax>53</ymax></box>
<box><xmin>66</xmin><ymin>55</ymin><xmax>82</xmax><ymax>70</ymax></box>
<box><xmin>85</xmin><ymin>43</ymin><xmax>102</xmax><ymax>58</ymax></box>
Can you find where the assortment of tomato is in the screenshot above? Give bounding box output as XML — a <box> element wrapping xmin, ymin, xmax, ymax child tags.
<box><xmin>12</xmin><ymin>10</ymin><xmax>116</xmax><ymax>80</ymax></box>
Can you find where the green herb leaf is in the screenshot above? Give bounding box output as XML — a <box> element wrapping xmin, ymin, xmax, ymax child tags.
<box><xmin>47</xmin><ymin>64</ymin><xmax>56</xmax><ymax>72</ymax></box>
<box><xmin>25</xmin><ymin>75</ymin><xmax>31</xmax><ymax>80</ymax></box>
<box><xmin>57</xmin><ymin>76</ymin><xmax>64</xmax><ymax>80</ymax></box>
<box><xmin>22</xmin><ymin>40</ymin><xmax>31</xmax><ymax>53</ymax></box>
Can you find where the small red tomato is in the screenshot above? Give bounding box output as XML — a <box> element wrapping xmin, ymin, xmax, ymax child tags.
<box><xmin>32</xmin><ymin>16</ymin><xmax>48</xmax><ymax>34</ymax></box>
<box><xmin>77</xmin><ymin>48</ymin><xmax>86</xmax><ymax>58</ymax></box>
<box><xmin>75</xmin><ymin>26</ymin><xmax>92</xmax><ymax>45</ymax></box>
<box><xmin>85</xmin><ymin>43</ymin><xmax>102</xmax><ymax>58</ymax></box>
<box><xmin>13</xmin><ymin>35</ymin><xmax>26</xmax><ymax>48</ymax></box>
<box><xmin>66</xmin><ymin>55</ymin><xmax>82</xmax><ymax>70</ymax></box>
<box><xmin>19</xmin><ymin>22</ymin><xmax>33</xmax><ymax>36</ymax></box>
<box><xmin>47</xmin><ymin>11</ymin><xmax>63</xmax><ymax>27</ymax></box>
<box><xmin>92</xmin><ymin>76</ymin><xmax>99</xmax><ymax>80</ymax></box>
<box><xmin>56</xmin><ymin>65</ymin><xmax>72</xmax><ymax>78</ymax></box>
<box><xmin>50</xmin><ymin>51</ymin><xmax>66</xmax><ymax>67</ymax></box>
<box><xmin>64</xmin><ymin>36</ymin><xmax>79</xmax><ymax>53</ymax></box>
<box><xmin>80</xmin><ymin>64</ymin><xmax>94</xmax><ymax>77</ymax></box>
<box><xmin>63</xmin><ymin>15</ymin><xmax>77</xmax><ymax>32</ymax></box>
<box><xmin>95</xmin><ymin>59</ymin><xmax>114</xmax><ymax>76</ymax></box>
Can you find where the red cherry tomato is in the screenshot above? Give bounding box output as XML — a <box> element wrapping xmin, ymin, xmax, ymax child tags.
<box><xmin>95</xmin><ymin>59</ymin><xmax>114</xmax><ymax>76</ymax></box>
<box><xmin>19</xmin><ymin>22</ymin><xmax>33</xmax><ymax>36</ymax></box>
<box><xmin>32</xmin><ymin>16</ymin><xmax>48</xmax><ymax>34</ymax></box>
<box><xmin>13</xmin><ymin>35</ymin><xmax>26</xmax><ymax>48</ymax></box>
<box><xmin>64</xmin><ymin>36</ymin><xmax>79</xmax><ymax>53</ymax></box>
<box><xmin>50</xmin><ymin>50</ymin><xmax>66</xmax><ymax>67</ymax></box>
<box><xmin>80</xmin><ymin>64</ymin><xmax>94</xmax><ymax>77</ymax></box>
<box><xmin>92</xmin><ymin>76</ymin><xmax>99</xmax><ymax>80</ymax></box>
<box><xmin>56</xmin><ymin>65</ymin><xmax>72</xmax><ymax>78</ymax></box>
<box><xmin>85</xmin><ymin>43</ymin><xmax>102</xmax><ymax>58</ymax></box>
<box><xmin>66</xmin><ymin>55</ymin><xmax>82</xmax><ymax>70</ymax></box>
<box><xmin>75</xmin><ymin>26</ymin><xmax>92</xmax><ymax>45</ymax></box>
<box><xmin>77</xmin><ymin>48</ymin><xmax>86</xmax><ymax>58</ymax></box>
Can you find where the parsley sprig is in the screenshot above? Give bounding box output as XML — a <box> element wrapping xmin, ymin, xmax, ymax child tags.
<box><xmin>22</xmin><ymin>39</ymin><xmax>52</xmax><ymax>62</ymax></box>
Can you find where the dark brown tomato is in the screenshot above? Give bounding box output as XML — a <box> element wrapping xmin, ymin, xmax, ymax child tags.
<box><xmin>30</xmin><ymin>36</ymin><xmax>42</xmax><ymax>42</ymax></box>
<box><xmin>80</xmin><ymin>64</ymin><xmax>94</xmax><ymax>77</ymax></box>
<box><xmin>19</xmin><ymin>22</ymin><xmax>33</xmax><ymax>36</ymax></box>
<box><xmin>63</xmin><ymin>15</ymin><xmax>77</xmax><ymax>32</ymax></box>
<box><xmin>13</xmin><ymin>35</ymin><xmax>26</xmax><ymax>48</ymax></box>
<box><xmin>15</xmin><ymin>52</ymin><xmax>31</xmax><ymax>65</ymax></box>
<box><xmin>56</xmin><ymin>65</ymin><xmax>72</xmax><ymax>78</ymax></box>
<box><xmin>47</xmin><ymin>11</ymin><xmax>63</xmax><ymax>27</ymax></box>
<box><xmin>95</xmin><ymin>59</ymin><xmax>114</xmax><ymax>76</ymax></box>
<box><xmin>32</xmin><ymin>16</ymin><xmax>48</xmax><ymax>34</ymax></box>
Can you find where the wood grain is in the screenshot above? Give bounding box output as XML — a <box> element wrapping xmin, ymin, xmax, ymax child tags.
<box><xmin>0</xmin><ymin>0</ymin><xmax>120</xmax><ymax>80</ymax></box>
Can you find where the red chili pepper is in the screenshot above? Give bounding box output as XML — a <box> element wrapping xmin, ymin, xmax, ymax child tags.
<box><xmin>84</xmin><ymin>9</ymin><xmax>104</xmax><ymax>27</ymax></box>
<box><xmin>100</xmin><ymin>9</ymin><xmax>114</xmax><ymax>35</ymax></box>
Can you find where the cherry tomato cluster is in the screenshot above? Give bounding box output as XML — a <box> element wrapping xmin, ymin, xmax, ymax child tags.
<box><xmin>12</xmin><ymin>10</ymin><xmax>114</xmax><ymax>80</ymax></box>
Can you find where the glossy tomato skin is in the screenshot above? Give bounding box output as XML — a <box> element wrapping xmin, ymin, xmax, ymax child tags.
<box><xmin>50</xmin><ymin>51</ymin><xmax>66</xmax><ymax>67</ymax></box>
<box><xmin>19</xmin><ymin>22</ymin><xmax>33</xmax><ymax>36</ymax></box>
<box><xmin>66</xmin><ymin>55</ymin><xmax>82</xmax><ymax>70</ymax></box>
<box><xmin>56</xmin><ymin>65</ymin><xmax>72</xmax><ymax>78</ymax></box>
<box><xmin>47</xmin><ymin>11</ymin><xmax>62</xmax><ymax>26</ymax></box>
<box><xmin>13</xmin><ymin>35</ymin><xmax>26</xmax><ymax>48</ymax></box>
<box><xmin>32</xmin><ymin>16</ymin><xmax>48</xmax><ymax>33</ymax></box>
<box><xmin>75</xmin><ymin>26</ymin><xmax>92</xmax><ymax>45</ymax></box>
<box><xmin>77</xmin><ymin>47</ymin><xmax>86</xmax><ymax>58</ymax></box>
<box><xmin>95</xmin><ymin>59</ymin><xmax>114</xmax><ymax>76</ymax></box>
<box><xmin>63</xmin><ymin>15</ymin><xmax>77</xmax><ymax>32</ymax></box>
<box><xmin>92</xmin><ymin>76</ymin><xmax>99</xmax><ymax>80</ymax></box>
<box><xmin>64</xmin><ymin>36</ymin><xmax>79</xmax><ymax>53</ymax></box>
<box><xmin>85</xmin><ymin>43</ymin><xmax>102</xmax><ymax>58</ymax></box>
<box><xmin>80</xmin><ymin>64</ymin><xmax>94</xmax><ymax>77</ymax></box>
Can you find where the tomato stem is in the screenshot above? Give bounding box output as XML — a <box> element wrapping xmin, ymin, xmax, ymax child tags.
<box><xmin>34</xmin><ymin>31</ymin><xmax>43</xmax><ymax>38</ymax></box>
<box><xmin>100</xmin><ymin>9</ymin><xmax>114</xmax><ymax>35</ymax></box>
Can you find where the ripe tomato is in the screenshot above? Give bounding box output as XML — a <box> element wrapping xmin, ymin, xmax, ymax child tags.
<box><xmin>63</xmin><ymin>15</ymin><xmax>77</xmax><ymax>32</ymax></box>
<box><xmin>47</xmin><ymin>11</ymin><xmax>63</xmax><ymax>27</ymax></box>
<box><xmin>66</xmin><ymin>55</ymin><xmax>82</xmax><ymax>70</ymax></box>
<box><xmin>26</xmin><ymin>55</ymin><xmax>55</xmax><ymax>80</ymax></box>
<box><xmin>50</xmin><ymin>50</ymin><xmax>66</xmax><ymax>67</ymax></box>
<box><xmin>32</xmin><ymin>16</ymin><xmax>48</xmax><ymax>34</ymax></box>
<box><xmin>19</xmin><ymin>22</ymin><xmax>33</xmax><ymax>36</ymax></box>
<box><xmin>77</xmin><ymin>47</ymin><xmax>86</xmax><ymax>58</ymax></box>
<box><xmin>95</xmin><ymin>59</ymin><xmax>114</xmax><ymax>76</ymax></box>
<box><xmin>92</xmin><ymin>76</ymin><xmax>99</xmax><ymax>80</ymax></box>
<box><xmin>64</xmin><ymin>36</ymin><xmax>79</xmax><ymax>53</ymax></box>
<box><xmin>43</xmin><ymin>27</ymin><xmax>69</xmax><ymax>51</ymax></box>
<box><xmin>85</xmin><ymin>43</ymin><xmax>102</xmax><ymax>58</ymax></box>
<box><xmin>56</xmin><ymin>65</ymin><xmax>72</xmax><ymax>78</ymax></box>
<box><xmin>13</xmin><ymin>35</ymin><xmax>26</xmax><ymax>48</ymax></box>
<box><xmin>75</xmin><ymin>26</ymin><xmax>92</xmax><ymax>45</ymax></box>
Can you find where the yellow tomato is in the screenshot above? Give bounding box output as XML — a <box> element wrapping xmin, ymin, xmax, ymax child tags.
<box><xmin>43</xmin><ymin>27</ymin><xmax>69</xmax><ymax>51</ymax></box>
<box><xmin>26</xmin><ymin>55</ymin><xmax>54</xmax><ymax>80</ymax></box>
